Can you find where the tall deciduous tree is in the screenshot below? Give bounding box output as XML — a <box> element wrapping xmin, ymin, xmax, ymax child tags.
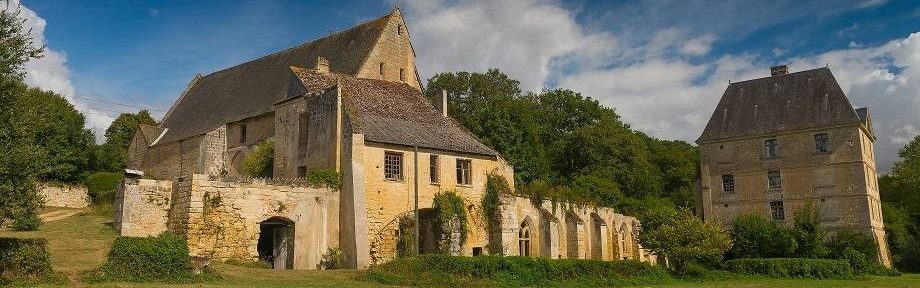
<box><xmin>93</xmin><ymin>110</ymin><xmax>156</xmax><ymax>172</ymax></box>
<box><xmin>880</xmin><ymin>134</ymin><xmax>920</xmax><ymax>272</ymax></box>
<box><xmin>0</xmin><ymin>1</ymin><xmax>46</xmax><ymax>228</ymax></box>
<box><xmin>14</xmin><ymin>87</ymin><xmax>94</xmax><ymax>183</ymax></box>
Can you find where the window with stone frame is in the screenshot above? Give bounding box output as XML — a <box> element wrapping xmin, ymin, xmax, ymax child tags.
<box><xmin>519</xmin><ymin>222</ymin><xmax>531</xmax><ymax>257</ymax></box>
<box><xmin>379</xmin><ymin>62</ymin><xmax>385</xmax><ymax>76</ymax></box>
<box><xmin>768</xmin><ymin>170</ymin><xmax>782</xmax><ymax>189</ymax></box>
<box><xmin>456</xmin><ymin>159</ymin><xmax>471</xmax><ymax>185</ymax></box>
<box><xmin>770</xmin><ymin>201</ymin><xmax>785</xmax><ymax>221</ymax></box>
<box><xmin>763</xmin><ymin>139</ymin><xmax>779</xmax><ymax>159</ymax></box>
<box><xmin>384</xmin><ymin>152</ymin><xmax>403</xmax><ymax>181</ymax></box>
<box><xmin>722</xmin><ymin>174</ymin><xmax>735</xmax><ymax>194</ymax></box>
<box><xmin>815</xmin><ymin>133</ymin><xmax>830</xmax><ymax>153</ymax></box>
<box><xmin>239</xmin><ymin>124</ymin><xmax>247</xmax><ymax>143</ymax></box>
<box><xmin>429</xmin><ymin>154</ymin><xmax>439</xmax><ymax>184</ymax></box>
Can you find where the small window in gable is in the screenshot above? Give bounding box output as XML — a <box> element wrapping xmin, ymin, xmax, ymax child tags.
<box><xmin>379</xmin><ymin>62</ymin><xmax>385</xmax><ymax>77</ymax></box>
<box><xmin>400</xmin><ymin>68</ymin><xmax>406</xmax><ymax>82</ymax></box>
<box><xmin>397</xmin><ymin>24</ymin><xmax>403</xmax><ymax>35</ymax></box>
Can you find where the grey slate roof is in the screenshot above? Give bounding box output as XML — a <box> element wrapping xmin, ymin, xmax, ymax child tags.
<box><xmin>291</xmin><ymin>67</ymin><xmax>499</xmax><ymax>156</ymax></box>
<box><xmin>698</xmin><ymin>67</ymin><xmax>863</xmax><ymax>142</ymax></box>
<box><xmin>157</xmin><ymin>12</ymin><xmax>392</xmax><ymax>143</ymax></box>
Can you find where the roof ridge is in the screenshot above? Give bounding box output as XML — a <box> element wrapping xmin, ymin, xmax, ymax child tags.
<box><xmin>197</xmin><ymin>11</ymin><xmax>394</xmax><ymax>79</ymax></box>
<box><xmin>728</xmin><ymin>67</ymin><xmax>829</xmax><ymax>86</ymax></box>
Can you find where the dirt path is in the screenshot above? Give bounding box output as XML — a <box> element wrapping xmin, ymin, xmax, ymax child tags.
<box><xmin>39</xmin><ymin>209</ymin><xmax>83</xmax><ymax>222</ymax></box>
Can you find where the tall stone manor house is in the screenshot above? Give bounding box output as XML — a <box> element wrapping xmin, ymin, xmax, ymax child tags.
<box><xmin>696</xmin><ymin>65</ymin><xmax>891</xmax><ymax>267</ymax></box>
<box><xmin>116</xmin><ymin>8</ymin><xmax>655</xmax><ymax>270</ymax></box>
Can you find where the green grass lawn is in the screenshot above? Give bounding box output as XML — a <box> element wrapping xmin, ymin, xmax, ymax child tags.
<box><xmin>1</xmin><ymin>209</ymin><xmax>918</xmax><ymax>287</ymax></box>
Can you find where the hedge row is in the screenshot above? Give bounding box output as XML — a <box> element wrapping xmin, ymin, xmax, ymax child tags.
<box><xmin>364</xmin><ymin>254</ymin><xmax>672</xmax><ymax>287</ymax></box>
<box><xmin>0</xmin><ymin>238</ymin><xmax>53</xmax><ymax>279</ymax></box>
<box><xmin>724</xmin><ymin>258</ymin><xmax>854</xmax><ymax>279</ymax></box>
<box><xmin>97</xmin><ymin>233</ymin><xmax>204</xmax><ymax>282</ymax></box>
<box><xmin>85</xmin><ymin>172</ymin><xmax>123</xmax><ymax>204</ymax></box>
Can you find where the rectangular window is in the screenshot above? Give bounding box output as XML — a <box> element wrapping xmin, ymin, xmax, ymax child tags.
<box><xmin>430</xmin><ymin>155</ymin><xmax>439</xmax><ymax>184</ymax></box>
<box><xmin>456</xmin><ymin>159</ymin><xmax>471</xmax><ymax>185</ymax></box>
<box><xmin>768</xmin><ymin>170</ymin><xmax>782</xmax><ymax>189</ymax></box>
<box><xmin>815</xmin><ymin>133</ymin><xmax>829</xmax><ymax>153</ymax></box>
<box><xmin>764</xmin><ymin>139</ymin><xmax>779</xmax><ymax>159</ymax></box>
<box><xmin>770</xmin><ymin>201</ymin><xmax>785</xmax><ymax>221</ymax></box>
<box><xmin>239</xmin><ymin>124</ymin><xmax>247</xmax><ymax>143</ymax></box>
<box><xmin>722</xmin><ymin>175</ymin><xmax>735</xmax><ymax>194</ymax></box>
<box><xmin>379</xmin><ymin>62</ymin><xmax>385</xmax><ymax>76</ymax></box>
<box><xmin>400</xmin><ymin>68</ymin><xmax>406</xmax><ymax>82</ymax></box>
<box><xmin>384</xmin><ymin>152</ymin><xmax>403</xmax><ymax>181</ymax></box>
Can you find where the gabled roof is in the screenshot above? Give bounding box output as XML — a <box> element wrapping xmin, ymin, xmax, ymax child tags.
<box><xmin>698</xmin><ymin>67</ymin><xmax>863</xmax><ymax>142</ymax></box>
<box><xmin>290</xmin><ymin>67</ymin><xmax>499</xmax><ymax>156</ymax></box>
<box><xmin>137</xmin><ymin>125</ymin><xmax>165</xmax><ymax>144</ymax></box>
<box><xmin>157</xmin><ymin>11</ymin><xmax>395</xmax><ymax>143</ymax></box>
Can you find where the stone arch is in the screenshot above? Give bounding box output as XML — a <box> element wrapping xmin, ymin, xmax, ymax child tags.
<box><xmin>617</xmin><ymin>222</ymin><xmax>631</xmax><ymax>260</ymax></box>
<box><xmin>565</xmin><ymin>211</ymin><xmax>584</xmax><ymax>259</ymax></box>
<box><xmin>258</xmin><ymin>216</ymin><xmax>295</xmax><ymax>269</ymax></box>
<box><xmin>519</xmin><ymin>216</ymin><xmax>533</xmax><ymax>257</ymax></box>
<box><xmin>590</xmin><ymin>213</ymin><xmax>606</xmax><ymax>260</ymax></box>
<box><xmin>539</xmin><ymin>208</ymin><xmax>559</xmax><ymax>259</ymax></box>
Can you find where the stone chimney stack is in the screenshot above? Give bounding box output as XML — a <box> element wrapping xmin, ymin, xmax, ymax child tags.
<box><xmin>316</xmin><ymin>57</ymin><xmax>330</xmax><ymax>74</ymax></box>
<box><xmin>770</xmin><ymin>65</ymin><xmax>788</xmax><ymax>76</ymax></box>
<box><xmin>441</xmin><ymin>90</ymin><xmax>448</xmax><ymax>117</ymax></box>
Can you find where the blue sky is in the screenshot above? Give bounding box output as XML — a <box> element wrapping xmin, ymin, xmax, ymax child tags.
<box><xmin>14</xmin><ymin>0</ymin><xmax>920</xmax><ymax>171</ymax></box>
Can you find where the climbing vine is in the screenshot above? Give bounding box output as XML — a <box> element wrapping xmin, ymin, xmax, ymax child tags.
<box><xmin>432</xmin><ymin>190</ymin><xmax>468</xmax><ymax>253</ymax></box>
<box><xmin>396</xmin><ymin>214</ymin><xmax>417</xmax><ymax>258</ymax></box>
<box><xmin>482</xmin><ymin>174</ymin><xmax>511</xmax><ymax>254</ymax></box>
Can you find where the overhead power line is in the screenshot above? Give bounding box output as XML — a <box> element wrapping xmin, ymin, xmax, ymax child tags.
<box><xmin>69</xmin><ymin>95</ymin><xmax>166</xmax><ymax>112</ymax></box>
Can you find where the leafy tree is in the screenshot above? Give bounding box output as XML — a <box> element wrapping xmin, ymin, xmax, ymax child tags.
<box><xmin>0</xmin><ymin>2</ymin><xmax>45</xmax><ymax>228</ymax></box>
<box><xmin>726</xmin><ymin>214</ymin><xmax>796</xmax><ymax>259</ymax></box>
<box><xmin>791</xmin><ymin>204</ymin><xmax>829</xmax><ymax>258</ymax></box>
<box><xmin>242</xmin><ymin>140</ymin><xmax>273</xmax><ymax>178</ymax></box>
<box><xmin>14</xmin><ymin>87</ymin><xmax>94</xmax><ymax>183</ymax></box>
<box><xmin>639</xmin><ymin>208</ymin><xmax>731</xmax><ymax>274</ymax></box>
<box><xmin>879</xmin><ymin>135</ymin><xmax>920</xmax><ymax>272</ymax></box>
<box><xmin>93</xmin><ymin>110</ymin><xmax>156</xmax><ymax>172</ymax></box>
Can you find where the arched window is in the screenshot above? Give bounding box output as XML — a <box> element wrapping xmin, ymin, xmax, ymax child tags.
<box><xmin>519</xmin><ymin>222</ymin><xmax>531</xmax><ymax>257</ymax></box>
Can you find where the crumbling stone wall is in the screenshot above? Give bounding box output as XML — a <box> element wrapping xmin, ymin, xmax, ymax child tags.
<box><xmin>116</xmin><ymin>174</ymin><xmax>338</xmax><ymax>269</ymax></box>
<box><xmin>38</xmin><ymin>183</ymin><xmax>90</xmax><ymax>208</ymax></box>
<box><xmin>114</xmin><ymin>178</ymin><xmax>173</xmax><ymax>237</ymax></box>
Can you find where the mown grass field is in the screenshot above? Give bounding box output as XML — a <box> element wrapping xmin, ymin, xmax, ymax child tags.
<box><xmin>1</xmin><ymin>208</ymin><xmax>918</xmax><ymax>287</ymax></box>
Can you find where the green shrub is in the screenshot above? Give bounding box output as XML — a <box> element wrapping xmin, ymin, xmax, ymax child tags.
<box><xmin>319</xmin><ymin>247</ymin><xmax>345</xmax><ymax>270</ymax></box>
<box><xmin>727</xmin><ymin>214</ymin><xmax>796</xmax><ymax>259</ymax></box>
<box><xmin>396</xmin><ymin>215</ymin><xmax>417</xmax><ymax>258</ymax></box>
<box><xmin>0</xmin><ymin>238</ymin><xmax>53</xmax><ymax>279</ymax></box>
<box><xmin>724</xmin><ymin>258</ymin><xmax>854</xmax><ymax>279</ymax></box>
<box><xmin>96</xmin><ymin>233</ymin><xmax>212</xmax><ymax>282</ymax></box>
<box><xmin>242</xmin><ymin>140</ymin><xmax>273</xmax><ymax>178</ymax></box>
<box><xmin>363</xmin><ymin>254</ymin><xmax>672</xmax><ymax>287</ymax></box>
<box><xmin>307</xmin><ymin>169</ymin><xmax>340</xmax><ymax>188</ymax></box>
<box><xmin>10</xmin><ymin>213</ymin><xmax>41</xmax><ymax>231</ymax></box>
<box><xmin>85</xmin><ymin>172</ymin><xmax>123</xmax><ymax>204</ymax></box>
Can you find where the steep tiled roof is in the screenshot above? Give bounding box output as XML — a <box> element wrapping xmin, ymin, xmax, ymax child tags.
<box><xmin>157</xmin><ymin>12</ymin><xmax>392</xmax><ymax>143</ymax></box>
<box><xmin>698</xmin><ymin>67</ymin><xmax>863</xmax><ymax>142</ymax></box>
<box><xmin>290</xmin><ymin>67</ymin><xmax>499</xmax><ymax>156</ymax></box>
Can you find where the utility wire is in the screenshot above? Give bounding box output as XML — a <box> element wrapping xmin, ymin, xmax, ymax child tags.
<box><xmin>69</xmin><ymin>95</ymin><xmax>166</xmax><ymax>112</ymax></box>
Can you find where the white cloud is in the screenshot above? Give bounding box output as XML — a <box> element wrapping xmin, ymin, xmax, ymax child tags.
<box><xmin>399</xmin><ymin>0</ymin><xmax>919</xmax><ymax>172</ymax></box>
<box><xmin>5</xmin><ymin>0</ymin><xmax>114</xmax><ymax>142</ymax></box>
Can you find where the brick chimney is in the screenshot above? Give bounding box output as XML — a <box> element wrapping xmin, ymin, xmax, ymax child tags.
<box><xmin>316</xmin><ymin>57</ymin><xmax>330</xmax><ymax>74</ymax></box>
<box><xmin>441</xmin><ymin>90</ymin><xmax>448</xmax><ymax>117</ymax></box>
<box><xmin>770</xmin><ymin>65</ymin><xmax>788</xmax><ymax>76</ymax></box>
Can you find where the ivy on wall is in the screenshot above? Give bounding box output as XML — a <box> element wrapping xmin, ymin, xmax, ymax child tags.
<box><xmin>433</xmin><ymin>190</ymin><xmax>468</xmax><ymax>253</ymax></box>
<box><xmin>482</xmin><ymin>174</ymin><xmax>510</xmax><ymax>254</ymax></box>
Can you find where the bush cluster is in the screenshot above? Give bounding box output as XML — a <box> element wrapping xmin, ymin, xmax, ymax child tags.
<box><xmin>96</xmin><ymin>233</ymin><xmax>211</xmax><ymax>282</ymax></box>
<box><xmin>724</xmin><ymin>258</ymin><xmax>854</xmax><ymax>279</ymax></box>
<box><xmin>85</xmin><ymin>172</ymin><xmax>123</xmax><ymax>204</ymax></box>
<box><xmin>306</xmin><ymin>169</ymin><xmax>341</xmax><ymax>189</ymax></box>
<box><xmin>10</xmin><ymin>213</ymin><xmax>41</xmax><ymax>231</ymax></box>
<box><xmin>242</xmin><ymin>140</ymin><xmax>273</xmax><ymax>178</ymax></box>
<box><xmin>363</xmin><ymin>254</ymin><xmax>672</xmax><ymax>287</ymax></box>
<box><xmin>0</xmin><ymin>238</ymin><xmax>53</xmax><ymax>279</ymax></box>
<box><xmin>319</xmin><ymin>247</ymin><xmax>345</xmax><ymax>270</ymax></box>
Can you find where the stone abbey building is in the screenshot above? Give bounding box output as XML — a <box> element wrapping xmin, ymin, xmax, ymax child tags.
<box><xmin>696</xmin><ymin>65</ymin><xmax>891</xmax><ymax>266</ymax></box>
<box><xmin>117</xmin><ymin>8</ymin><xmax>654</xmax><ymax>269</ymax></box>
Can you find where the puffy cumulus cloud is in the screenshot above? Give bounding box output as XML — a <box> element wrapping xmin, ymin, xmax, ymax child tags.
<box><xmin>396</xmin><ymin>0</ymin><xmax>617</xmax><ymax>90</ymax></box>
<box><xmin>4</xmin><ymin>0</ymin><xmax>113</xmax><ymax>142</ymax></box>
<box><xmin>398</xmin><ymin>0</ymin><xmax>917</xmax><ymax>172</ymax></box>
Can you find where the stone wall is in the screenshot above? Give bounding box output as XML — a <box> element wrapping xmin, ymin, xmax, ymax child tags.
<box><xmin>115</xmin><ymin>178</ymin><xmax>173</xmax><ymax>237</ymax></box>
<box><xmin>357</xmin><ymin>8</ymin><xmax>421</xmax><ymax>90</ymax></box>
<box><xmin>115</xmin><ymin>174</ymin><xmax>338</xmax><ymax>270</ymax></box>
<box><xmin>38</xmin><ymin>183</ymin><xmax>90</xmax><ymax>208</ymax></box>
<box><xmin>698</xmin><ymin>124</ymin><xmax>891</xmax><ymax>267</ymax></box>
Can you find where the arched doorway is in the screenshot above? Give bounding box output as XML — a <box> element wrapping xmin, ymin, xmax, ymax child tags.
<box><xmin>618</xmin><ymin>223</ymin><xmax>630</xmax><ymax>260</ymax></box>
<box><xmin>258</xmin><ymin>217</ymin><xmax>295</xmax><ymax>269</ymax></box>
<box><xmin>590</xmin><ymin>214</ymin><xmax>606</xmax><ymax>260</ymax></box>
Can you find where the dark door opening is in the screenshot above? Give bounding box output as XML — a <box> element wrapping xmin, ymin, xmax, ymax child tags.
<box><xmin>258</xmin><ymin>217</ymin><xmax>295</xmax><ymax>269</ymax></box>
